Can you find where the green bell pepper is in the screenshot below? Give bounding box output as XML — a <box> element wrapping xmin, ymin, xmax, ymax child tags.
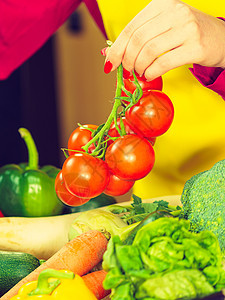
<box><xmin>0</xmin><ymin>128</ymin><xmax>63</xmax><ymax>217</ymax></box>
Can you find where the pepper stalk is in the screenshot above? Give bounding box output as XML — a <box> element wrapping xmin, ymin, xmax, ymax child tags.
<box><xmin>18</xmin><ymin>128</ymin><xmax>39</xmax><ymax>170</ymax></box>
<box><xmin>29</xmin><ymin>269</ymin><xmax>74</xmax><ymax>296</ymax></box>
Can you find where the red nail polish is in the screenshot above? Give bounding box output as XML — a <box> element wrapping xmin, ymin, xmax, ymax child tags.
<box><xmin>134</xmin><ymin>71</ymin><xmax>143</xmax><ymax>79</ymax></box>
<box><xmin>104</xmin><ymin>60</ymin><xmax>113</xmax><ymax>74</ymax></box>
<box><xmin>123</xmin><ymin>68</ymin><xmax>131</xmax><ymax>79</ymax></box>
<box><xmin>101</xmin><ymin>47</ymin><xmax>107</xmax><ymax>56</ymax></box>
<box><xmin>134</xmin><ymin>70</ymin><xmax>139</xmax><ymax>77</ymax></box>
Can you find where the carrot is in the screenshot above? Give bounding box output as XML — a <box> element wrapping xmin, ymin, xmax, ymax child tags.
<box><xmin>82</xmin><ymin>270</ymin><xmax>110</xmax><ymax>300</ymax></box>
<box><xmin>2</xmin><ymin>230</ymin><xmax>108</xmax><ymax>300</ymax></box>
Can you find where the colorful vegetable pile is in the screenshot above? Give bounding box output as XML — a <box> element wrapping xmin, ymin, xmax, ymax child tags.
<box><xmin>2</xmin><ymin>230</ymin><xmax>109</xmax><ymax>299</ymax></box>
<box><xmin>1</xmin><ymin>192</ymin><xmax>225</xmax><ymax>299</ymax></box>
<box><xmin>55</xmin><ymin>65</ymin><xmax>174</xmax><ymax>206</ymax></box>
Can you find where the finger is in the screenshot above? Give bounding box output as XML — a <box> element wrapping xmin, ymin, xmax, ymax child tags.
<box><xmin>100</xmin><ymin>47</ymin><xmax>108</xmax><ymax>56</ymax></box>
<box><xmin>144</xmin><ymin>45</ymin><xmax>194</xmax><ymax>80</ymax></box>
<box><xmin>134</xmin><ymin>27</ymin><xmax>186</xmax><ymax>76</ymax></box>
<box><xmin>105</xmin><ymin>1</ymin><xmax>161</xmax><ymax>71</ymax></box>
<box><xmin>121</xmin><ymin>14</ymin><xmax>173</xmax><ymax>73</ymax></box>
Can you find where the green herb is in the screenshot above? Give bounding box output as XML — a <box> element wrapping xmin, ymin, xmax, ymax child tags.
<box><xmin>107</xmin><ymin>194</ymin><xmax>181</xmax><ymax>225</ymax></box>
<box><xmin>131</xmin><ymin>195</ymin><xmax>145</xmax><ymax>215</ymax></box>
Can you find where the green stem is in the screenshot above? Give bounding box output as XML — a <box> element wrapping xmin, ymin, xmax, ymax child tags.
<box><xmin>114</xmin><ymin>115</ymin><xmax>122</xmax><ymax>136</ymax></box>
<box><xmin>133</xmin><ymin>70</ymin><xmax>143</xmax><ymax>100</ymax></box>
<box><xmin>168</xmin><ymin>205</ymin><xmax>182</xmax><ymax>211</ymax></box>
<box><xmin>29</xmin><ymin>269</ymin><xmax>74</xmax><ymax>296</ymax></box>
<box><xmin>124</xmin><ymin>70</ymin><xmax>143</xmax><ymax>111</ymax></box>
<box><xmin>82</xmin><ymin>64</ymin><xmax>124</xmax><ymax>154</ymax></box>
<box><xmin>115</xmin><ymin>64</ymin><xmax>124</xmax><ymax>99</ymax></box>
<box><xmin>170</xmin><ymin>210</ymin><xmax>182</xmax><ymax>217</ymax></box>
<box><xmin>119</xmin><ymin>117</ymin><xmax>127</xmax><ymax>135</ymax></box>
<box><xmin>18</xmin><ymin>128</ymin><xmax>39</xmax><ymax>170</ymax></box>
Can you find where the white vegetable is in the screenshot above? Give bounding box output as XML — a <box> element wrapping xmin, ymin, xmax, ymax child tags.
<box><xmin>0</xmin><ymin>213</ymin><xmax>78</xmax><ymax>260</ymax></box>
<box><xmin>0</xmin><ymin>196</ymin><xmax>180</xmax><ymax>261</ymax></box>
<box><xmin>69</xmin><ymin>209</ymin><xmax>131</xmax><ymax>241</ymax></box>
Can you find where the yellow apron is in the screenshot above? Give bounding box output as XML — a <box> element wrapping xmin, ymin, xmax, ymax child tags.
<box><xmin>97</xmin><ymin>0</ymin><xmax>225</xmax><ymax>198</ymax></box>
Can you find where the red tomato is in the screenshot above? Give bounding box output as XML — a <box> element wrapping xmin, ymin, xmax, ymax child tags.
<box><xmin>55</xmin><ymin>171</ymin><xmax>90</xmax><ymax>206</ymax></box>
<box><xmin>105</xmin><ymin>134</ymin><xmax>155</xmax><ymax>181</ymax></box>
<box><xmin>62</xmin><ymin>153</ymin><xmax>110</xmax><ymax>198</ymax></box>
<box><xmin>122</xmin><ymin>69</ymin><xmax>163</xmax><ymax>95</ymax></box>
<box><xmin>68</xmin><ymin>124</ymin><xmax>98</xmax><ymax>155</ymax></box>
<box><xmin>0</xmin><ymin>210</ymin><xmax>4</xmax><ymax>217</ymax></box>
<box><xmin>108</xmin><ymin>117</ymin><xmax>156</xmax><ymax>146</ymax></box>
<box><xmin>125</xmin><ymin>91</ymin><xmax>174</xmax><ymax>138</ymax></box>
<box><xmin>104</xmin><ymin>173</ymin><xmax>135</xmax><ymax>196</ymax></box>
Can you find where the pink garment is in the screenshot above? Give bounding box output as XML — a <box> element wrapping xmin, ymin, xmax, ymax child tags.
<box><xmin>190</xmin><ymin>65</ymin><xmax>225</xmax><ymax>100</ymax></box>
<box><xmin>0</xmin><ymin>0</ymin><xmax>106</xmax><ymax>79</ymax></box>
<box><xmin>190</xmin><ymin>17</ymin><xmax>225</xmax><ymax>100</ymax></box>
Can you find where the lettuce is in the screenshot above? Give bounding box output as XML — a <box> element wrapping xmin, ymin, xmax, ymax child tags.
<box><xmin>103</xmin><ymin>218</ymin><xmax>225</xmax><ymax>300</ymax></box>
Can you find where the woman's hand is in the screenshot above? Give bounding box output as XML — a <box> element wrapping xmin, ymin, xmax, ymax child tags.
<box><xmin>104</xmin><ymin>0</ymin><xmax>225</xmax><ymax>80</ymax></box>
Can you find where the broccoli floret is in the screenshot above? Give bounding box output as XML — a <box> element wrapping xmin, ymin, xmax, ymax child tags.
<box><xmin>180</xmin><ymin>159</ymin><xmax>225</xmax><ymax>252</ymax></box>
<box><xmin>181</xmin><ymin>171</ymin><xmax>207</xmax><ymax>219</ymax></box>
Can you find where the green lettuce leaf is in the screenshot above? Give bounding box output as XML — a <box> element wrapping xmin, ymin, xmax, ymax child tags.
<box><xmin>103</xmin><ymin>218</ymin><xmax>225</xmax><ymax>300</ymax></box>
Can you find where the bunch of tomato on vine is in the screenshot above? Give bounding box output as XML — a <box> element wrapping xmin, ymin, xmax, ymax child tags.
<box><xmin>55</xmin><ymin>64</ymin><xmax>174</xmax><ymax>207</ymax></box>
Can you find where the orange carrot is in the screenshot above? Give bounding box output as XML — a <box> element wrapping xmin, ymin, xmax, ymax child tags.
<box><xmin>2</xmin><ymin>230</ymin><xmax>108</xmax><ymax>300</ymax></box>
<box><xmin>82</xmin><ymin>270</ymin><xmax>110</xmax><ymax>300</ymax></box>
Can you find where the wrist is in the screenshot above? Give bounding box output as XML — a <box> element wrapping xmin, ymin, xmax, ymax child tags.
<box><xmin>217</xmin><ymin>17</ymin><xmax>225</xmax><ymax>68</ymax></box>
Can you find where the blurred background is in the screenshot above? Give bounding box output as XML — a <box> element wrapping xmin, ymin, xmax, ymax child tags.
<box><xmin>0</xmin><ymin>4</ymin><xmax>131</xmax><ymax>202</ymax></box>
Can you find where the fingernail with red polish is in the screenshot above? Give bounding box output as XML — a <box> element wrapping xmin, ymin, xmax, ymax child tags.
<box><xmin>123</xmin><ymin>68</ymin><xmax>131</xmax><ymax>79</ymax></box>
<box><xmin>134</xmin><ymin>70</ymin><xmax>139</xmax><ymax>77</ymax></box>
<box><xmin>101</xmin><ymin>47</ymin><xmax>107</xmax><ymax>56</ymax></box>
<box><xmin>104</xmin><ymin>60</ymin><xmax>113</xmax><ymax>74</ymax></box>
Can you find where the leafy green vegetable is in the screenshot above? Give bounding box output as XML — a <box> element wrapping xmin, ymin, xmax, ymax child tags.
<box><xmin>180</xmin><ymin>159</ymin><xmax>225</xmax><ymax>253</ymax></box>
<box><xmin>153</xmin><ymin>199</ymin><xmax>169</xmax><ymax>209</ymax></box>
<box><xmin>131</xmin><ymin>195</ymin><xmax>146</xmax><ymax>215</ymax></box>
<box><xmin>103</xmin><ymin>218</ymin><xmax>225</xmax><ymax>300</ymax></box>
<box><xmin>136</xmin><ymin>269</ymin><xmax>214</xmax><ymax>299</ymax></box>
<box><xmin>106</xmin><ymin>194</ymin><xmax>181</xmax><ymax>225</ymax></box>
<box><xmin>154</xmin><ymin>199</ymin><xmax>182</xmax><ymax>211</ymax></box>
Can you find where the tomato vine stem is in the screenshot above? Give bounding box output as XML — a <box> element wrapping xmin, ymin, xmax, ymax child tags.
<box><xmin>81</xmin><ymin>63</ymin><xmax>143</xmax><ymax>158</ymax></box>
<box><xmin>82</xmin><ymin>64</ymin><xmax>124</xmax><ymax>155</ymax></box>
